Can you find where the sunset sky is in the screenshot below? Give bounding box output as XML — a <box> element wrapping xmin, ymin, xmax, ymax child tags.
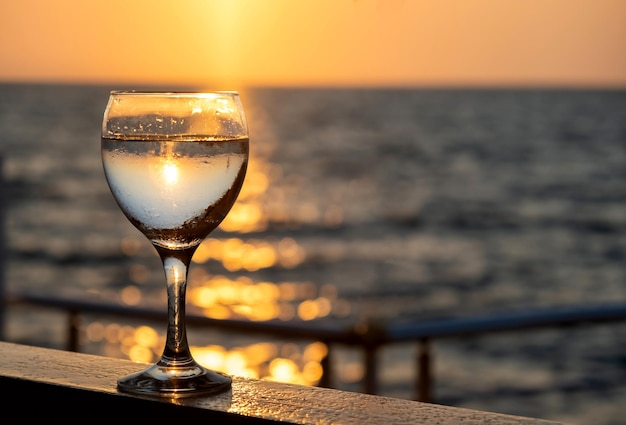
<box><xmin>0</xmin><ymin>0</ymin><xmax>625</xmax><ymax>88</ymax></box>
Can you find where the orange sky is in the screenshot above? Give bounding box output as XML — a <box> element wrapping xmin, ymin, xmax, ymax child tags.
<box><xmin>0</xmin><ymin>0</ymin><xmax>625</xmax><ymax>88</ymax></box>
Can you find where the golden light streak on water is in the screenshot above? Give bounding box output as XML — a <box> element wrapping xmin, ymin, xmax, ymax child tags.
<box><xmin>277</xmin><ymin>238</ymin><xmax>306</xmax><ymax>269</ymax></box>
<box><xmin>186</xmin><ymin>275</ymin><xmax>346</xmax><ymax>322</ymax></box>
<box><xmin>220</xmin><ymin>203</ymin><xmax>265</xmax><ymax>233</ymax></box>
<box><xmin>303</xmin><ymin>341</ymin><xmax>328</xmax><ymax>362</ymax></box>
<box><xmin>128</xmin><ymin>345</ymin><xmax>153</xmax><ymax>363</ymax></box>
<box><xmin>202</xmin><ymin>305</ymin><xmax>231</xmax><ymax>319</ymax></box>
<box><xmin>296</xmin><ymin>297</ymin><xmax>332</xmax><ymax>321</ymax></box>
<box><xmin>193</xmin><ymin>237</ymin><xmax>302</xmax><ymax>271</ymax></box>
<box><xmin>134</xmin><ymin>325</ymin><xmax>159</xmax><ymax>347</ymax></box>
<box><xmin>238</xmin><ymin>168</ymin><xmax>269</xmax><ymax>201</ymax></box>
<box><xmin>194</xmin><ymin>286</ymin><xmax>219</xmax><ymax>307</ymax></box>
<box><xmin>117</xmin><ymin>270</ymin><xmax>350</xmax><ymax>325</ymax></box>
<box><xmin>242</xmin><ymin>342</ymin><xmax>278</xmax><ymax>366</ymax></box>
<box><xmin>302</xmin><ymin>361</ymin><xmax>324</xmax><ymax>382</ymax></box>
<box><xmin>297</xmin><ymin>300</ymin><xmax>319</xmax><ymax>321</ymax></box>
<box><xmin>268</xmin><ymin>358</ymin><xmax>300</xmax><ymax>383</ymax></box>
<box><xmin>85</xmin><ymin>319</ymin><xmax>330</xmax><ymax>387</ymax></box>
<box><xmin>192</xmin><ymin>345</ymin><xmax>226</xmax><ymax>370</ymax></box>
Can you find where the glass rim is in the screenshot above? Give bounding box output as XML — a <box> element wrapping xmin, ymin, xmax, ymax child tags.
<box><xmin>109</xmin><ymin>90</ymin><xmax>240</xmax><ymax>96</ymax></box>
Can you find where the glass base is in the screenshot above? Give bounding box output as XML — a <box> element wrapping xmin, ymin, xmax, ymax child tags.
<box><xmin>117</xmin><ymin>361</ymin><xmax>232</xmax><ymax>398</ymax></box>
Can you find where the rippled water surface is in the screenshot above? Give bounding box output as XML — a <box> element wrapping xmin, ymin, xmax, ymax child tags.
<box><xmin>1</xmin><ymin>84</ymin><xmax>626</xmax><ymax>424</ymax></box>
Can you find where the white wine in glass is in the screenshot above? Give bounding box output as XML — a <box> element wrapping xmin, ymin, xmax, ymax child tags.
<box><xmin>101</xmin><ymin>91</ymin><xmax>249</xmax><ymax>397</ymax></box>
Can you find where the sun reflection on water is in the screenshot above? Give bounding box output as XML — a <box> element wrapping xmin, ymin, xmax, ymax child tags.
<box><xmin>85</xmin><ymin>320</ymin><xmax>335</xmax><ymax>386</ymax></box>
<box><xmin>185</xmin><ymin>274</ymin><xmax>350</xmax><ymax>322</ymax></box>
<box><xmin>193</xmin><ymin>237</ymin><xmax>305</xmax><ymax>271</ymax></box>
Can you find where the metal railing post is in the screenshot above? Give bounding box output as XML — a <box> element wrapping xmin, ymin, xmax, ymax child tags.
<box><xmin>363</xmin><ymin>344</ymin><xmax>379</xmax><ymax>394</ymax></box>
<box><xmin>318</xmin><ymin>342</ymin><xmax>332</xmax><ymax>388</ymax></box>
<box><xmin>67</xmin><ymin>311</ymin><xmax>81</xmax><ymax>352</ymax></box>
<box><xmin>416</xmin><ymin>338</ymin><xmax>432</xmax><ymax>402</ymax></box>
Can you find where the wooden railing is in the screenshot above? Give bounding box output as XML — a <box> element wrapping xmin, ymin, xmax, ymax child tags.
<box><xmin>0</xmin><ymin>341</ymin><xmax>567</xmax><ymax>424</ymax></box>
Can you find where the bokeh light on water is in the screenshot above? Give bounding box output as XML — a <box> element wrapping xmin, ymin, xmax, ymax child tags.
<box><xmin>85</xmin><ymin>320</ymin><xmax>335</xmax><ymax>386</ymax></box>
<box><xmin>193</xmin><ymin>237</ymin><xmax>305</xmax><ymax>272</ymax></box>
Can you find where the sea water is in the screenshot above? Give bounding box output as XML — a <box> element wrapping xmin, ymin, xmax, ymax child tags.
<box><xmin>1</xmin><ymin>83</ymin><xmax>626</xmax><ymax>424</ymax></box>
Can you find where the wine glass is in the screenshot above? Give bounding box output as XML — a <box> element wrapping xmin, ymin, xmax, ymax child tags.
<box><xmin>101</xmin><ymin>91</ymin><xmax>249</xmax><ymax>397</ymax></box>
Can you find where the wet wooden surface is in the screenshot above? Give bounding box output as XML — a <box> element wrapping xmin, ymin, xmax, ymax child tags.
<box><xmin>0</xmin><ymin>341</ymin><xmax>567</xmax><ymax>424</ymax></box>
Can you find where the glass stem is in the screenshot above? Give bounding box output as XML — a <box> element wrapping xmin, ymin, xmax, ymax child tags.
<box><xmin>155</xmin><ymin>246</ymin><xmax>197</xmax><ymax>367</ymax></box>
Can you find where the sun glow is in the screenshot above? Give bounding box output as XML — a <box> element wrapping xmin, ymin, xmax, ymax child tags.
<box><xmin>2</xmin><ymin>1</ymin><xmax>624</xmax><ymax>87</ymax></box>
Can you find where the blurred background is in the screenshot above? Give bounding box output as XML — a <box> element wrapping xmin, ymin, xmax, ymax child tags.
<box><xmin>1</xmin><ymin>1</ymin><xmax>625</xmax><ymax>424</ymax></box>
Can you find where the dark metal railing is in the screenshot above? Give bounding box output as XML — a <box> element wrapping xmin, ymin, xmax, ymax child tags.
<box><xmin>4</xmin><ymin>290</ymin><xmax>626</xmax><ymax>402</ymax></box>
